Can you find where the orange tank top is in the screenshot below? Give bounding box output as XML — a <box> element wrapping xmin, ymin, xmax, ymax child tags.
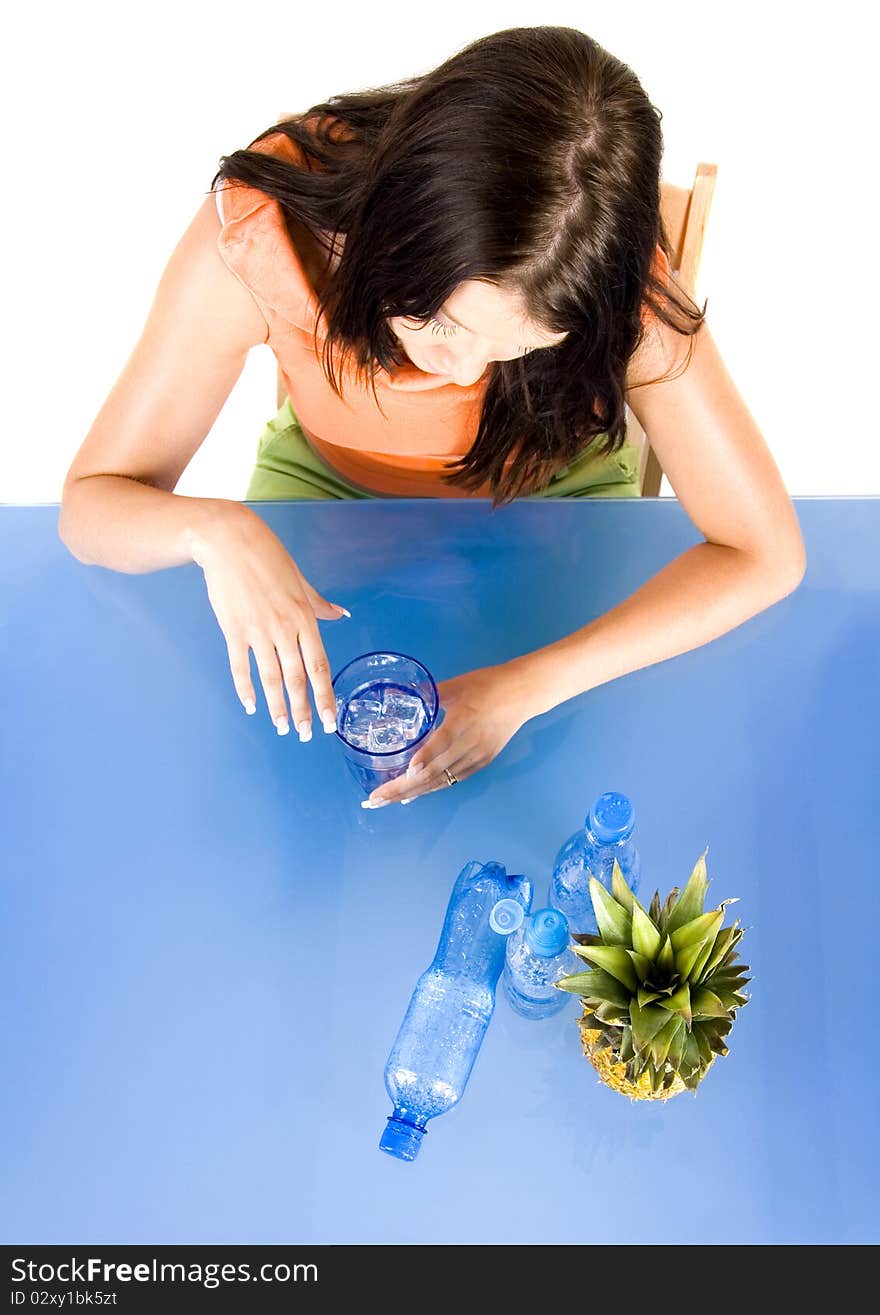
<box><xmin>214</xmin><ymin>117</ymin><xmax>670</xmax><ymax>497</ymax></box>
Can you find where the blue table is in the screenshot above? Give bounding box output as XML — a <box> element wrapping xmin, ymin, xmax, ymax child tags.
<box><xmin>1</xmin><ymin>498</ymin><xmax>877</xmax><ymax>1245</ymax></box>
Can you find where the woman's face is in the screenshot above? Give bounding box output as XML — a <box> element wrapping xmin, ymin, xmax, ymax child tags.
<box><xmin>388</xmin><ymin>278</ymin><xmax>568</xmax><ymax>386</ymax></box>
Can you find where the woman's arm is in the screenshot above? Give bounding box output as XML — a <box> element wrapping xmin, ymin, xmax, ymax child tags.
<box><xmin>503</xmin><ymin>314</ymin><xmax>807</xmax><ymax>716</ymax></box>
<box><xmin>58</xmin><ymin>193</ymin><xmax>270</xmax><ymax>570</ymax></box>
<box><xmin>58</xmin><ymin>194</ymin><xmax>347</xmax><ymax>737</ymax></box>
<box><xmin>366</xmin><ymin>314</ymin><xmax>806</xmax><ymax>806</ymax></box>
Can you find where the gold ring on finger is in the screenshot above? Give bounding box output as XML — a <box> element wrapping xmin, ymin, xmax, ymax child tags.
<box><xmin>444</xmin><ymin>768</ymin><xmax>458</xmax><ymax>786</ymax></box>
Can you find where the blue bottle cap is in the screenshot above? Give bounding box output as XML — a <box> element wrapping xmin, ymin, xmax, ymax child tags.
<box><xmin>588</xmin><ymin>791</ymin><xmax>635</xmax><ymax>843</ymax></box>
<box><xmin>489</xmin><ymin>898</ymin><xmax>524</xmax><ymax>935</ymax></box>
<box><xmin>525</xmin><ymin>908</ymin><xmax>570</xmax><ymax>957</ymax></box>
<box><xmin>379</xmin><ymin>1116</ymin><xmax>425</xmax><ymax>1162</ymax></box>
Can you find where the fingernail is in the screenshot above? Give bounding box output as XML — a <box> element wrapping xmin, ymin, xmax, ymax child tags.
<box><xmin>401</xmin><ymin>797</ymin><xmax>414</xmax><ymax>805</ymax></box>
<box><xmin>244</xmin><ymin>699</ymin><xmax>256</xmax><ymax>715</ymax></box>
<box><xmin>297</xmin><ymin>721</ymin><xmax>312</xmax><ymax>743</ymax></box>
<box><xmin>407</xmin><ymin>761</ymin><xmax>425</xmax><ymax>778</ymax></box>
<box><xmin>361</xmin><ymin>799</ymin><xmax>389</xmax><ymax>809</ymax></box>
<box><xmin>336</xmin><ymin>606</ymin><xmax>352</xmax><ymax>618</ymax></box>
<box><xmin>275</xmin><ymin>717</ymin><xmax>290</xmax><ymax>736</ymax></box>
<box><xmin>321</xmin><ymin>711</ymin><xmax>337</xmax><ymax>734</ymax></box>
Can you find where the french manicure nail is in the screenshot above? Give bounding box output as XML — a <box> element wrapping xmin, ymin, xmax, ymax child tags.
<box><xmin>337</xmin><ymin>606</ymin><xmax>352</xmax><ymax>618</ymax></box>
<box><xmin>361</xmin><ymin>799</ymin><xmax>389</xmax><ymax>809</ymax></box>
<box><xmin>401</xmin><ymin>798</ymin><xmax>414</xmax><ymax>805</ymax></box>
<box><xmin>244</xmin><ymin>699</ymin><xmax>256</xmax><ymax>715</ymax></box>
<box><xmin>297</xmin><ymin>722</ymin><xmax>312</xmax><ymax>743</ymax></box>
<box><xmin>275</xmin><ymin>717</ymin><xmax>290</xmax><ymax>736</ymax></box>
<box><xmin>321</xmin><ymin>713</ymin><xmax>337</xmax><ymax>734</ymax></box>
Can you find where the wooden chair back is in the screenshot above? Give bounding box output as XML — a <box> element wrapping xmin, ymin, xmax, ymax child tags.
<box><xmin>636</xmin><ymin>163</ymin><xmax>718</xmax><ymax>494</ymax></box>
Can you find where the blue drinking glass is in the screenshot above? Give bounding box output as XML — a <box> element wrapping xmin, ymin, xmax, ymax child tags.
<box><xmin>332</xmin><ymin>651</ymin><xmax>439</xmax><ymax>795</ymax></box>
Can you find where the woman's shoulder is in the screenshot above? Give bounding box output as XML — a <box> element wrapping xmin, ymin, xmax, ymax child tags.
<box><xmin>629</xmin><ymin>247</ymin><xmax>697</xmax><ymax>390</ymax></box>
<box><xmin>246</xmin><ymin>110</ymin><xmax>356</xmax><ymax>163</ymax></box>
<box><xmin>213</xmin><ymin>115</ymin><xmax>345</xmax><ymax>330</ymax></box>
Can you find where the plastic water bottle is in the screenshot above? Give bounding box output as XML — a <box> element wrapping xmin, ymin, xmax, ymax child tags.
<box><xmin>549</xmin><ymin>791</ymin><xmax>641</xmax><ymax>935</ymax></box>
<box><xmin>503</xmin><ymin>908</ymin><xmax>579</xmax><ymax>1020</ymax></box>
<box><xmin>379</xmin><ymin>860</ymin><xmax>533</xmax><ymax>1162</ymax></box>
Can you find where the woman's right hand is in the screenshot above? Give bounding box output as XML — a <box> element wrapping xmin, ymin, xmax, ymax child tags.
<box><xmin>190</xmin><ymin>502</ymin><xmax>348</xmax><ymax>740</ymax></box>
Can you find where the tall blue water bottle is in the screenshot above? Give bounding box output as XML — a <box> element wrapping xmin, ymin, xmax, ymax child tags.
<box><xmin>549</xmin><ymin>791</ymin><xmax>641</xmax><ymax>935</ymax></box>
<box><xmin>379</xmin><ymin>860</ymin><xmax>533</xmax><ymax>1162</ymax></box>
<box><xmin>503</xmin><ymin>908</ymin><xmax>579</xmax><ymax>1020</ymax></box>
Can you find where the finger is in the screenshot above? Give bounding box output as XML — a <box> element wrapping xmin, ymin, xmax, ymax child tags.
<box><xmin>369</xmin><ymin>753</ymin><xmax>477</xmax><ymax>808</ymax></box>
<box><xmin>300</xmin><ymin>578</ymin><xmax>350</xmax><ymax>623</ymax></box>
<box><xmin>274</xmin><ymin>644</ymin><xmax>313</xmax><ymax>741</ymax></box>
<box><xmin>364</xmin><ymin>725</ymin><xmax>463</xmax><ymax>806</ymax></box>
<box><xmin>226</xmin><ymin>636</ymin><xmax>257</xmax><ymax>715</ymax></box>
<box><xmin>297</xmin><ymin>620</ymin><xmax>338</xmax><ymax>734</ymax></box>
<box><xmin>404</xmin><ymin>757</ymin><xmax>477</xmax><ymax>800</ymax></box>
<box><xmin>402</xmin><ymin>749</ymin><xmax>476</xmax><ymax>801</ymax></box>
<box><xmin>251</xmin><ymin>641</ymin><xmax>291</xmax><ymax>735</ymax></box>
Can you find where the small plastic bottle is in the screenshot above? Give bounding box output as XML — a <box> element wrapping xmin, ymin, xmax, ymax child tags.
<box><xmin>379</xmin><ymin>861</ymin><xmax>533</xmax><ymax>1162</ymax></box>
<box><xmin>503</xmin><ymin>908</ymin><xmax>578</xmax><ymax>1020</ymax></box>
<box><xmin>549</xmin><ymin>791</ymin><xmax>641</xmax><ymax>935</ymax></box>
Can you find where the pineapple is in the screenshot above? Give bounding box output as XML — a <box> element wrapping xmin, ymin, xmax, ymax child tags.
<box><xmin>556</xmin><ymin>849</ymin><xmax>750</xmax><ymax>1101</ymax></box>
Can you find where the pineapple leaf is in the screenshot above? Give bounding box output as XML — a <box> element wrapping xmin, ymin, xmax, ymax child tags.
<box><xmin>571</xmin><ymin>932</ymin><xmax>604</xmax><ymax>947</ymax></box>
<box><xmin>694</xmin><ymin>1027</ymin><xmax>715</xmax><ymax>1068</ymax></box>
<box><xmin>699</xmin><ymin>927</ymin><xmax>737</xmax><ymax>981</ymax></box>
<box><xmin>589</xmin><ymin>878</ymin><xmax>632</xmax><ymax>947</ymax></box>
<box><xmin>670</xmin><ymin>908</ymin><xmax>723</xmax><ymax>954</ymax></box>
<box><xmin>627</xmin><ymin>949</ymin><xmax>654</xmax><ymax>983</ymax></box>
<box><xmin>674</xmin><ymin>936</ymin><xmax>709</xmax><ymax>983</ymax></box>
<box><xmin>684</xmin><ymin>1067</ymin><xmax>703</xmax><ymax>1093</ymax></box>
<box><xmin>650</xmin><ymin>1062</ymin><xmax>666</xmax><ymax>1094</ymax></box>
<box><xmin>690</xmin><ymin>987</ymin><xmax>730</xmax><ymax>1020</ymax></box>
<box><xmin>659</xmin><ymin>888</ymin><xmax>679</xmax><ymax>932</ymax></box>
<box><xmin>576</xmin><ymin>944</ymin><xmax>639</xmax><ymax>992</ymax></box>
<box><xmin>631</xmin><ymin>900</ymin><xmax>662</xmax><ymax>960</ymax></box>
<box><xmin>658</xmin><ymin>980</ymin><xmax>692</xmax><ymax>1027</ymax></box>
<box><xmin>629</xmin><ymin>1000</ymin><xmax>671</xmax><ymax>1053</ymax></box>
<box><xmin>555</xmin><ymin>971</ymin><xmax>604</xmax><ymax>996</ymax></box>
<box><xmin>637</xmin><ymin>987</ymin><xmax>663</xmax><ymax>1007</ymax></box>
<box><xmin>594</xmin><ymin>1000</ymin><xmax>628</xmax><ymax>1026</ymax></box>
<box><xmin>611</xmin><ymin>859</ymin><xmax>635</xmax><ymax>913</ymax></box>
<box><xmin>688</xmin><ymin>927</ymin><xmax>722</xmax><ymax>984</ymax></box>
<box><xmin>666</xmin><ymin>848</ymin><xmax>710</xmax><ymax>933</ymax></box>
<box><xmin>650</xmin><ymin>1014</ymin><xmax>684</xmax><ymax>1069</ymax></box>
<box><xmin>682</xmin><ymin>1030</ymin><xmax>702</xmax><ymax>1075</ymax></box>
<box><xmin>563</xmin><ymin>967</ymin><xmax>631</xmax><ymax>1007</ymax></box>
<box><xmin>649</xmin><ymin>890</ymin><xmax>663</xmax><ymax>924</ymax></box>
<box><xmin>631</xmin><ymin>1046</ymin><xmax>650</xmax><ymax>1078</ymax></box>
<box><xmin>667</xmin><ymin>1020</ymin><xmax>688</xmax><ymax>1070</ymax></box>
<box><xmin>657</xmin><ymin>935</ymin><xmax>675</xmax><ymax>974</ymax></box>
<box><xmin>720</xmin><ymin>947</ymin><xmax>749</xmax><ymax>971</ymax></box>
<box><xmin>710</xmin><ymin>966</ymin><xmax>750</xmax><ymax>991</ymax></box>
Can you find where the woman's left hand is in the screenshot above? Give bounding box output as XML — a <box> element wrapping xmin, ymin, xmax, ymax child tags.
<box><xmin>362</xmin><ymin>664</ymin><xmax>530</xmax><ymax>808</ymax></box>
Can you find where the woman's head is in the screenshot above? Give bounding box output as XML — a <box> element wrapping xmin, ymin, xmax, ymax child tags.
<box><xmin>388</xmin><ymin>280</ymin><xmax>570</xmax><ymax>386</ymax></box>
<box><xmin>213</xmin><ymin>25</ymin><xmax>705</xmax><ymax>502</ymax></box>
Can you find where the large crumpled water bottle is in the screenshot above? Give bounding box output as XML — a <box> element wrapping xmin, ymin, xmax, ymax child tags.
<box><xmin>379</xmin><ymin>860</ymin><xmax>533</xmax><ymax>1162</ymax></box>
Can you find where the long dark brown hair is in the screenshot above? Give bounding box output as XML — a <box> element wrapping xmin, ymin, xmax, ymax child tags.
<box><xmin>211</xmin><ymin>25</ymin><xmax>706</xmax><ymax>502</ymax></box>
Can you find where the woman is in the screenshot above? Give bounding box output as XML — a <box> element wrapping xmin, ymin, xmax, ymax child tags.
<box><xmin>58</xmin><ymin>26</ymin><xmax>806</xmax><ymax>808</ymax></box>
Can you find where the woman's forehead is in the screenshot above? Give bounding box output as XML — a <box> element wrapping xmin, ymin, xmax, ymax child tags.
<box><xmin>444</xmin><ymin>279</ymin><xmax>567</xmax><ymax>348</ymax></box>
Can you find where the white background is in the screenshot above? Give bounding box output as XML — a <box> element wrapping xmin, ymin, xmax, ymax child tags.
<box><xmin>3</xmin><ymin>1</ymin><xmax>875</xmax><ymax>503</ymax></box>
